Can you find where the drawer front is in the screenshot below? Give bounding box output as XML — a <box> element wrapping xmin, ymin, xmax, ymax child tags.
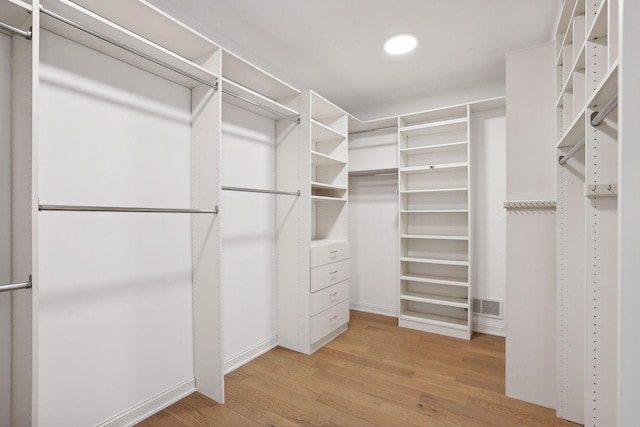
<box><xmin>310</xmin><ymin>299</ymin><xmax>350</xmax><ymax>344</ymax></box>
<box><xmin>310</xmin><ymin>241</ymin><xmax>349</xmax><ymax>267</ymax></box>
<box><xmin>310</xmin><ymin>279</ymin><xmax>349</xmax><ymax>316</ymax></box>
<box><xmin>310</xmin><ymin>259</ymin><xmax>350</xmax><ymax>293</ymax></box>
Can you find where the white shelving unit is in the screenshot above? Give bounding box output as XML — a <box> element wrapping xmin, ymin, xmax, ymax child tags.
<box><xmin>277</xmin><ymin>90</ymin><xmax>349</xmax><ymax>355</ymax></box>
<box><xmin>555</xmin><ymin>0</ymin><xmax>619</xmax><ymax>424</ymax></box>
<box><xmin>397</xmin><ymin>105</ymin><xmax>472</xmax><ymax>340</ymax></box>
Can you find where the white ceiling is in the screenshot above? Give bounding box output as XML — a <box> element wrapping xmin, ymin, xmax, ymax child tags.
<box><xmin>146</xmin><ymin>0</ymin><xmax>559</xmax><ymax>114</ymax></box>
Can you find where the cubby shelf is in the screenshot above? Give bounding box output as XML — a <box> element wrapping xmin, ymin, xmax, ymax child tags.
<box><xmin>400</xmin><ymin>234</ymin><xmax>468</xmax><ymax>241</ymax></box>
<box><xmin>400</xmin><ymin>292</ymin><xmax>469</xmax><ymax>309</ymax></box>
<box><xmin>400</xmin><ymin>257</ymin><xmax>469</xmax><ymax>267</ymax></box>
<box><xmin>587</xmin><ymin>0</ymin><xmax>608</xmax><ymax>40</ymax></box>
<box><xmin>399</xmin><ymin>311</ymin><xmax>468</xmax><ymax>330</ymax></box>
<box><xmin>311</xmin><ymin>150</ymin><xmax>346</xmax><ymax>167</ymax></box>
<box><xmin>311</xmin><ymin>181</ymin><xmax>347</xmax><ymax>192</ymax></box>
<box><xmin>400</xmin><ymin>274</ymin><xmax>468</xmax><ymax>287</ymax></box>
<box><xmin>556</xmin><ymin>45</ymin><xmax>586</xmax><ymax>107</ymax></box>
<box><xmin>557</xmin><ymin>108</ymin><xmax>586</xmax><ymax>148</ymax></box>
<box><xmin>587</xmin><ymin>62</ymin><xmax>618</xmax><ymax>109</ymax></box>
<box><xmin>312</xmin><ymin>119</ymin><xmax>346</xmax><ymax>142</ymax></box>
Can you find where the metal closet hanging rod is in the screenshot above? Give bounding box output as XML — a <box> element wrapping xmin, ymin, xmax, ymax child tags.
<box><xmin>0</xmin><ymin>276</ymin><xmax>32</xmax><ymax>293</ymax></box>
<box><xmin>221</xmin><ymin>88</ymin><xmax>300</xmax><ymax>124</ymax></box>
<box><xmin>591</xmin><ymin>94</ymin><xmax>618</xmax><ymax>127</ymax></box>
<box><xmin>39</xmin><ymin>6</ymin><xmax>218</xmax><ymax>90</ymax></box>
<box><xmin>39</xmin><ymin>204</ymin><xmax>219</xmax><ymax>214</ymax></box>
<box><xmin>0</xmin><ymin>20</ymin><xmax>32</xmax><ymax>39</ymax></box>
<box><xmin>558</xmin><ymin>137</ymin><xmax>586</xmax><ymax>165</ymax></box>
<box><xmin>222</xmin><ymin>186</ymin><xmax>300</xmax><ymax>196</ymax></box>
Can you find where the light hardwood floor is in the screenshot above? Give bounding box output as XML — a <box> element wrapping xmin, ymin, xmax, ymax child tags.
<box><xmin>138</xmin><ymin>311</ymin><xmax>579</xmax><ymax>426</ymax></box>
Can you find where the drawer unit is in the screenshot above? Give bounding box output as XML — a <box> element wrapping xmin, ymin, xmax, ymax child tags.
<box><xmin>310</xmin><ymin>279</ymin><xmax>349</xmax><ymax>316</ymax></box>
<box><xmin>310</xmin><ymin>299</ymin><xmax>350</xmax><ymax>344</ymax></box>
<box><xmin>310</xmin><ymin>259</ymin><xmax>350</xmax><ymax>292</ymax></box>
<box><xmin>310</xmin><ymin>240</ymin><xmax>349</xmax><ymax>267</ymax></box>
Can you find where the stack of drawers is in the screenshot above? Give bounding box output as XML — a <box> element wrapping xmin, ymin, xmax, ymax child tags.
<box><xmin>309</xmin><ymin>240</ymin><xmax>350</xmax><ymax>344</ymax></box>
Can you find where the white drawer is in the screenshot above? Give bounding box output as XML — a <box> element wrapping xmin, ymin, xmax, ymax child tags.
<box><xmin>310</xmin><ymin>259</ymin><xmax>349</xmax><ymax>292</ymax></box>
<box><xmin>310</xmin><ymin>279</ymin><xmax>349</xmax><ymax>316</ymax></box>
<box><xmin>310</xmin><ymin>299</ymin><xmax>350</xmax><ymax>344</ymax></box>
<box><xmin>310</xmin><ymin>240</ymin><xmax>349</xmax><ymax>267</ymax></box>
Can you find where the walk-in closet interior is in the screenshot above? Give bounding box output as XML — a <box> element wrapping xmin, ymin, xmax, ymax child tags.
<box><xmin>1</xmin><ymin>0</ymin><xmax>638</xmax><ymax>426</ymax></box>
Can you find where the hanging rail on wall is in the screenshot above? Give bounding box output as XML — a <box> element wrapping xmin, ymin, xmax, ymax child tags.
<box><xmin>221</xmin><ymin>88</ymin><xmax>300</xmax><ymax>124</ymax></box>
<box><xmin>39</xmin><ymin>204</ymin><xmax>219</xmax><ymax>214</ymax></box>
<box><xmin>0</xmin><ymin>20</ymin><xmax>32</xmax><ymax>39</ymax></box>
<box><xmin>39</xmin><ymin>6</ymin><xmax>219</xmax><ymax>90</ymax></box>
<box><xmin>591</xmin><ymin>95</ymin><xmax>618</xmax><ymax>127</ymax></box>
<box><xmin>0</xmin><ymin>275</ymin><xmax>32</xmax><ymax>293</ymax></box>
<box><xmin>558</xmin><ymin>137</ymin><xmax>586</xmax><ymax>165</ymax></box>
<box><xmin>348</xmin><ymin>126</ymin><xmax>398</xmax><ymax>136</ymax></box>
<box><xmin>221</xmin><ymin>186</ymin><xmax>300</xmax><ymax>196</ymax></box>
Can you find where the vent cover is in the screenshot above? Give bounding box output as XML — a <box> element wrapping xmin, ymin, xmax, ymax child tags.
<box><xmin>472</xmin><ymin>298</ymin><xmax>503</xmax><ymax>319</ymax></box>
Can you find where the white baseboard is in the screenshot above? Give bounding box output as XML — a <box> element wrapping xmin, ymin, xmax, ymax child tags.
<box><xmin>350</xmin><ymin>303</ymin><xmax>397</xmax><ymax>318</ymax></box>
<box><xmin>474</xmin><ymin>317</ymin><xmax>506</xmax><ymax>337</ymax></box>
<box><xmin>224</xmin><ymin>336</ymin><xmax>278</xmax><ymax>374</ymax></box>
<box><xmin>96</xmin><ymin>377</ymin><xmax>195</xmax><ymax>427</ymax></box>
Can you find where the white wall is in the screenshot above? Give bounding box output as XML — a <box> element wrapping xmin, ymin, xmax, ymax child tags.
<box><xmin>471</xmin><ymin>108</ymin><xmax>506</xmax><ymax>336</ymax></box>
<box><xmin>504</xmin><ymin>42</ymin><xmax>557</xmax><ymax>409</ymax></box>
<box><xmin>348</xmin><ymin>174</ymin><xmax>398</xmax><ymax>316</ymax></box>
<box><xmin>220</xmin><ymin>102</ymin><xmax>278</xmax><ymax>372</ymax></box>
<box><xmin>37</xmin><ymin>31</ymin><xmax>195</xmax><ymax>426</ymax></box>
<box><xmin>0</xmin><ymin>32</ymin><xmax>12</xmax><ymax>427</ymax></box>
<box><xmin>620</xmin><ymin>0</ymin><xmax>640</xmax><ymax>424</ymax></box>
<box><xmin>352</xmin><ymin>77</ymin><xmax>505</xmax><ymax>121</ymax></box>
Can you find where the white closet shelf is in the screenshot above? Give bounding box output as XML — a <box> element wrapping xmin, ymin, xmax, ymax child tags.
<box><xmin>310</xmin><ymin>238</ymin><xmax>347</xmax><ymax>248</ymax></box>
<box><xmin>348</xmin><ymin>168</ymin><xmax>398</xmax><ymax>177</ymax></box>
<box><xmin>311</xmin><ymin>181</ymin><xmax>347</xmax><ymax>192</ymax></box>
<box><xmin>221</xmin><ymin>78</ymin><xmax>299</xmax><ymax>122</ymax></box>
<box><xmin>555</xmin><ymin>0</ymin><xmax>578</xmax><ymax>42</ymax></box>
<box><xmin>588</xmin><ymin>62</ymin><xmax>618</xmax><ymax>111</ymax></box>
<box><xmin>556</xmin><ymin>46</ymin><xmax>586</xmax><ymax>107</ymax></box>
<box><xmin>400</xmin><ymin>141</ymin><xmax>468</xmax><ymax>155</ymax></box>
<box><xmin>399</xmin><ymin>117</ymin><xmax>467</xmax><ymax>137</ymax></box>
<box><xmin>1</xmin><ymin>0</ymin><xmax>31</xmax><ymax>28</ymax></box>
<box><xmin>68</xmin><ymin>0</ymin><xmax>219</xmax><ymax>60</ymax></box>
<box><xmin>399</xmin><ymin>311</ymin><xmax>468</xmax><ymax>330</ymax></box>
<box><xmin>312</xmin><ymin>119</ymin><xmax>347</xmax><ymax>142</ymax></box>
<box><xmin>222</xmin><ymin>49</ymin><xmax>300</xmax><ymax>102</ymax></box>
<box><xmin>41</xmin><ymin>0</ymin><xmax>220</xmax><ymax>90</ymax></box>
<box><xmin>400</xmin><ymin>257</ymin><xmax>469</xmax><ymax>267</ymax></box>
<box><xmin>400</xmin><ymin>209</ymin><xmax>468</xmax><ymax>214</ymax></box>
<box><xmin>311</xmin><ymin>195</ymin><xmax>347</xmax><ymax>203</ymax></box>
<box><xmin>401</xmin><ymin>274</ymin><xmax>468</xmax><ymax>287</ymax></box>
<box><xmin>312</xmin><ymin>92</ymin><xmax>346</xmax><ymax>122</ymax></box>
<box><xmin>587</xmin><ymin>0</ymin><xmax>608</xmax><ymax>40</ymax></box>
<box><xmin>401</xmin><ymin>234</ymin><xmax>468</xmax><ymax>241</ymax></box>
<box><xmin>557</xmin><ymin>108</ymin><xmax>586</xmax><ymax>148</ymax></box>
<box><xmin>400</xmin><ymin>188</ymin><xmax>468</xmax><ymax>194</ymax></box>
<box><xmin>311</xmin><ymin>151</ymin><xmax>346</xmax><ymax>167</ymax></box>
<box><xmin>399</xmin><ymin>162</ymin><xmax>468</xmax><ymax>174</ymax></box>
<box><xmin>400</xmin><ymin>292</ymin><xmax>469</xmax><ymax>309</ymax></box>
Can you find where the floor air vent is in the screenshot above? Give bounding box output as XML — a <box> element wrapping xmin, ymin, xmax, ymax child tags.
<box><xmin>472</xmin><ymin>298</ymin><xmax>503</xmax><ymax>319</ymax></box>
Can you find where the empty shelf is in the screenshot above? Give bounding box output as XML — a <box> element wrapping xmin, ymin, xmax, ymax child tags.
<box><xmin>399</xmin><ymin>117</ymin><xmax>467</xmax><ymax>137</ymax></box>
<box><xmin>312</xmin><ymin>119</ymin><xmax>346</xmax><ymax>142</ymax></box>
<box><xmin>400</xmin><ymin>310</ymin><xmax>468</xmax><ymax>330</ymax></box>
<box><xmin>401</xmin><ymin>234</ymin><xmax>468</xmax><ymax>241</ymax></box>
<box><xmin>399</xmin><ymin>162</ymin><xmax>468</xmax><ymax>174</ymax></box>
<box><xmin>557</xmin><ymin>108</ymin><xmax>586</xmax><ymax>148</ymax></box>
<box><xmin>400</xmin><ymin>209</ymin><xmax>468</xmax><ymax>214</ymax></box>
<box><xmin>400</xmin><ymin>292</ymin><xmax>469</xmax><ymax>309</ymax></box>
<box><xmin>400</xmin><ymin>141</ymin><xmax>468</xmax><ymax>155</ymax></box>
<box><xmin>400</xmin><ymin>257</ymin><xmax>469</xmax><ymax>266</ymax></box>
<box><xmin>400</xmin><ymin>188</ymin><xmax>468</xmax><ymax>194</ymax></box>
<box><xmin>400</xmin><ymin>274</ymin><xmax>468</xmax><ymax>287</ymax></box>
<box><xmin>311</xmin><ymin>181</ymin><xmax>347</xmax><ymax>192</ymax></box>
<box><xmin>311</xmin><ymin>150</ymin><xmax>346</xmax><ymax>167</ymax></box>
<box><xmin>311</xmin><ymin>195</ymin><xmax>347</xmax><ymax>202</ymax></box>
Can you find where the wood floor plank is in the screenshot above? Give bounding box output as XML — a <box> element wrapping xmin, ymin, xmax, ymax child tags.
<box><xmin>138</xmin><ymin>311</ymin><xmax>578</xmax><ymax>427</ymax></box>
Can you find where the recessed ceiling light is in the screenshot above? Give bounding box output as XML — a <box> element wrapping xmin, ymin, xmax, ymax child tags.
<box><xmin>384</xmin><ymin>33</ymin><xmax>418</xmax><ymax>55</ymax></box>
